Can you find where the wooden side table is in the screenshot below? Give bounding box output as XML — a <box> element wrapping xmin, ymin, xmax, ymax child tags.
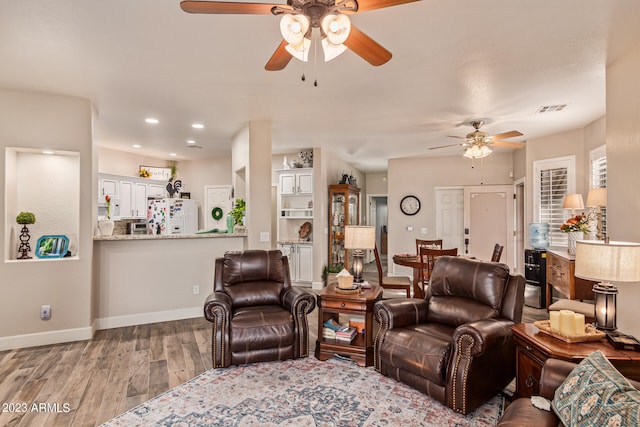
<box><xmin>512</xmin><ymin>323</ymin><xmax>640</xmax><ymax>399</ymax></box>
<box><xmin>315</xmin><ymin>283</ymin><xmax>383</xmax><ymax>367</ymax></box>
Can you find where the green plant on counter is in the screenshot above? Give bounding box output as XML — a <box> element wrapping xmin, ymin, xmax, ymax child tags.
<box><xmin>230</xmin><ymin>199</ymin><xmax>246</xmax><ymax>225</ymax></box>
<box><xmin>322</xmin><ymin>264</ymin><xmax>343</xmax><ymax>281</ymax></box>
<box><xmin>16</xmin><ymin>211</ymin><xmax>36</xmax><ymax>225</ymax></box>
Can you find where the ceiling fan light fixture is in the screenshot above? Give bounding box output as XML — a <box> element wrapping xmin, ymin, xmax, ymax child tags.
<box><xmin>321</xmin><ymin>37</ymin><xmax>348</xmax><ymax>61</ymax></box>
<box><xmin>280</xmin><ymin>15</ymin><xmax>310</xmax><ymax>46</ymax></box>
<box><xmin>463</xmin><ymin>144</ymin><xmax>492</xmax><ymax>159</ymax></box>
<box><xmin>285</xmin><ymin>37</ymin><xmax>311</xmax><ymax>62</ymax></box>
<box><xmin>321</xmin><ymin>14</ymin><xmax>351</xmax><ymax>45</ymax></box>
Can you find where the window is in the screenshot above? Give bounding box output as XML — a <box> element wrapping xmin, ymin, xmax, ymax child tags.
<box><xmin>589</xmin><ymin>145</ymin><xmax>607</xmax><ymax>237</ymax></box>
<box><xmin>533</xmin><ymin>156</ymin><xmax>576</xmax><ymax>247</ymax></box>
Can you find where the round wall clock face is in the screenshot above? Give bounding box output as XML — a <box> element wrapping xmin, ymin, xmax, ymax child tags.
<box><xmin>400</xmin><ymin>195</ymin><xmax>421</xmax><ymax>216</ymax></box>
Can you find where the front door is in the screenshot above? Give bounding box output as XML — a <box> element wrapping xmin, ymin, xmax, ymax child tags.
<box><xmin>435</xmin><ymin>187</ymin><xmax>464</xmax><ymax>253</ymax></box>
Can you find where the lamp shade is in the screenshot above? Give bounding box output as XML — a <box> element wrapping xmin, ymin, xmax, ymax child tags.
<box><xmin>575</xmin><ymin>240</ymin><xmax>640</xmax><ymax>282</ymax></box>
<box><xmin>344</xmin><ymin>226</ymin><xmax>376</xmax><ymax>250</ymax></box>
<box><xmin>562</xmin><ymin>193</ymin><xmax>585</xmax><ymax>210</ymax></box>
<box><xmin>586</xmin><ymin>188</ymin><xmax>607</xmax><ymax>207</ymax></box>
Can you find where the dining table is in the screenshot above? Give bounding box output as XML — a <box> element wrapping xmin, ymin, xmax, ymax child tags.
<box><xmin>392</xmin><ymin>254</ymin><xmax>425</xmax><ymax>298</ymax></box>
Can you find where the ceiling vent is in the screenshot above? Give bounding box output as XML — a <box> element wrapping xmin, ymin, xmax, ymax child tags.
<box><xmin>537</xmin><ymin>104</ymin><xmax>567</xmax><ymax>113</ymax></box>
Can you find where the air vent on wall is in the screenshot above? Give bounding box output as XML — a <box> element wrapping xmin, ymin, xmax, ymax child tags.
<box><xmin>186</xmin><ymin>144</ymin><xmax>203</xmax><ymax>149</ymax></box>
<box><xmin>537</xmin><ymin>104</ymin><xmax>567</xmax><ymax>113</ymax></box>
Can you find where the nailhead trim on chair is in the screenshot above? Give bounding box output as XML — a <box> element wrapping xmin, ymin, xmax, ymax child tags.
<box><xmin>209</xmin><ymin>305</ymin><xmax>227</xmax><ymax>368</ymax></box>
<box><xmin>296</xmin><ymin>300</ymin><xmax>312</xmax><ymax>357</ymax></box>
<box><xmin>373</xmin><ymin>309</ymin><xmax>389</xmax><ymax>372</ymax></box>
<box><xmin>451</xmin><ymin>334</ymin><xmax>474</xmax><ymax>414</ymax></box>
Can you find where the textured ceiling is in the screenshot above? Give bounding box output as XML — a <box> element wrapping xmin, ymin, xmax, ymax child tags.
<box><xmin>1</xmin><ymin>0</ymin><xmax>639</xmax><ymax>171</ymax></box>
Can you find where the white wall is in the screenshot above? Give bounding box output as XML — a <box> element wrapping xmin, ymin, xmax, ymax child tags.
<box><xmin>0</xmin><ymin>88</ymin><xmax>94</xmax><ymax>350</ymax></box>
<box><xmin>606</xmin><ymin>42</ymin><xmax>640</xmax><ymax>337</ymax></box>
<box><xmin>387</xmin><ymin>152</ymin><xmax>514</xmax><ymax>274</ymax></box>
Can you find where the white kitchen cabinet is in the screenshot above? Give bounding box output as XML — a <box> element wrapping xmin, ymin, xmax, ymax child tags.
<box><xmin>279</xmin><ymin>170</ymin><xmax>313</xmax><ymax>195</ymax></box>
<box><xmin>119</xmin><ymin>181</ymin><xmax>148</xmax><ymax>218</ymax></box>
<box><xmin>278</xmin><ymin>243</ymin><xmax>313</xmax><ymax>284</ymax></box>
<box><xmin>99</xmin><ymin>177</ymin><xmax>118</xmax><ymax>199</ymax></box>
<box><xmin>148</xmin><ymin>183</ymin><xmax>165</xmax><ymax>198</ymax></box>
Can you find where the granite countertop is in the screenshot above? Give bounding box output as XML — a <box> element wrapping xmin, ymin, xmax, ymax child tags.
<box><xmin>94</xmin><ymin>232</ymin><xmax>247</xmax><ymax>241</ymax></box>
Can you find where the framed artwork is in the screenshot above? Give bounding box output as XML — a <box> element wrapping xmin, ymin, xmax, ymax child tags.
<box><xmin>35</xmin><ymin>235</ymin><xmax>69</xmax><ymax>258</ymax></box>
<box><xmin>139</xmin><ymin>166</ymin><xmax>171</xmax><ymax>180</ymax></box>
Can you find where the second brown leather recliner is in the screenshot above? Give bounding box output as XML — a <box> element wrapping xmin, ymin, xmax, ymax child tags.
<box><xmin>374</xmin><ymin>256</ymin><xmax>525</xmax><ymax>414</ymax></box>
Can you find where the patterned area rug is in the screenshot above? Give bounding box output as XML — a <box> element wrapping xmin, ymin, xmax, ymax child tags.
<box><xmin>102</xmin><ymin>357</ymin><xmax>503</xmax><ymax>426</ymax></box>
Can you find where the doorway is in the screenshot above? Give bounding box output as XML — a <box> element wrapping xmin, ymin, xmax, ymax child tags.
<box><xmin>367</xmin><ymin>194</ymin><xmax>388</xmax><ymax>263</ymax></box>
<box><xmin>464</xmin><ymin>185</ymin><xmax>514</xmax><ymax>267</ymax></box>
<box><xmin>435</xmin><ymin>187</ymin><xmax>465</xmax><ymax>254</ymax></box>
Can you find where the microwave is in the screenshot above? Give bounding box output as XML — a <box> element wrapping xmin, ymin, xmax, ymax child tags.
<box><xmin>129</xmin><ymin>223</ymin><xmax>148</xmax><ymax>235</ymax></box>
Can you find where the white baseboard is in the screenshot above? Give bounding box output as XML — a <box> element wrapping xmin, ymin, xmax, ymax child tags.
<box><xmin>93</xmin><ymin>307</ymin><xmax>202</xmax><ymax>331</ymax></box>
<box><xmin>312</xmin><ymin>281</ymin><xmax>323</xmax><ymax>291</ymax></box>
<box><xmin>0</xmin><ymin>327</ymin><xmax>93</xmax><ymax>352</ymax></box>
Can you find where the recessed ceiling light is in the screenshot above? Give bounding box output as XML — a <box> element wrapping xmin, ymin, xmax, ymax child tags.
<box><xmin>192</xmin><ymin>123</ymin><xmax>204</xmax><ymax>129</ymax></box>
<box><xmin>132</xmin><ymin>144</ymin><xmax>141</xmax><ymax>148</ymax></box>
<box><xmin>145</xmin><ymin>118</ymin><xmax>159</xmax><ymax>124</ymax></box>
<box><xmin>187</xmin><ymin>139</ymin><xmax>196</xmax><ymax>144</ymax></box>
<box><xmin>169</xmin><ymin>153</ymin><xmax>177</xmax><ymax>157</ymax></box>
<box><xmin>42</xmin><ymin>150</ymin><xmax>54</xmax><ymax>155</ymax></box>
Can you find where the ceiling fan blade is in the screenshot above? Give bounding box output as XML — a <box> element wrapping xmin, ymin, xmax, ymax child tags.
<box><xmin>429</xmin><ymin>143</ymin><xmax>464</xmax><ymax>150</ymax></box>
<box><xmin>344</xmin><ymin>25</ymin><xmax>391</xmax><ymax>66</ymax></box>
<box><xmin>180</xmin><ymin>0</ymin><xmax>279</xmax><ymax>14</ymax></box>
<box><xmin>492</xmin><ymin>130</ymin><xmax>523</xmax><ymax>140</ymax></box>
<box><xmin>265</xmin><ymin>40</ymin><xmax>293</xmax><ymax>71</ymax></box>
<box><xmin>348</xmin><ymin>0</ymin><xmax>420</xmax><ymax>12</ymax></box>
<box><xmin>446</xmin><ymin>135</ymin><xmax>466</xmax><ymax>139</ymax></box>
<box><xmin>493</xmin><ymin>141</ymin><xmax>526</xmax><ymax>148</ymax></box>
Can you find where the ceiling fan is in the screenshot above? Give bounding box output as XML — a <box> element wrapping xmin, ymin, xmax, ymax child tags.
<box><xmin>180</xmin><ymin>0</ymin><xmax>418</xmax><ymax>71</ymax></box>
<box><xmin>429</xmin><ymin>120</ymin><xmax>525</xmax><ymax>159</ymax></box>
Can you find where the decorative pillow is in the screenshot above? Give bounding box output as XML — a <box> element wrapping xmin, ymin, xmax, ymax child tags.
<box><xmin>552</xmin><ymin>350</ymin><xmax>640</xmax><ymax>426</ymax></box>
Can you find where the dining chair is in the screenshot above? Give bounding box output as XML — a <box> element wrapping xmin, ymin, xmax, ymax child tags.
<box><xmin>491</xmin><ymin>243</ymin><xmax>504</xmax><ymax>262</ymax></box>
<box><xmin>418</xmin><ymin>247</ymin><xmax>458</xmax><ymax>295</ymax></box>
<box><xmin>415</xmin><ymin>239</ymin><xmax>443</xmax><ymax>254</ymax></box>
<box><xmin>374</xmin><ymin>245</ymin><xmax>412</xmax><ymax>297</ymax></box>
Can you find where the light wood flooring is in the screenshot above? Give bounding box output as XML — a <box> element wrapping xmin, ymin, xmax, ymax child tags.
<box><xmin>0</xmin><ymin>259</ymin><xmax>545</xmax><ymax>426</ymax></box>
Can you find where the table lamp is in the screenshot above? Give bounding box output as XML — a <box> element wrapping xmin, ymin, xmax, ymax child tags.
<box><xmin>586</xmin><ymin>188</ymin><xmax>607</xmax><ymax>240</ymax></box>
<box><xmin>562</xmin><ymin>193</ymin><xmax>585</xmax><ymax>215</ymax></box>
<box><xmin>575</xmin><ymin>240</ymin><xmax>640</xmax><ymax>331</ymax></box>
<box><xmin>344</xmin><ymin>226</ymin><xmax>376</xmax><ymax>284</ymax></box>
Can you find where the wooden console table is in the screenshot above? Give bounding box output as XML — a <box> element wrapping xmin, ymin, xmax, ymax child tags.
<box><xmin>545</xmin><ymin>250</ymin><xmax>596</xmax><ymax>309</ymax></box>
<box><xmin>512</xmin><ymin>323</ymin><xmax>640</xmax><ymax>399</ymax></box>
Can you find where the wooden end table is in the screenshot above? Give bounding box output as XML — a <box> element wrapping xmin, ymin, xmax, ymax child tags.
<box><xmin>512</xmin><ymin>323</ymin><xmax>640</xmax><ymax>399</ymax></box>
<box><xmin>315</xmin><ymin>283</ymin><xmax>383</xmax><ymax>367</ymax></box>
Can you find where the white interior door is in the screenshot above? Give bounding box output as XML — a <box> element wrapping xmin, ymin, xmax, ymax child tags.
<box><xmin>465</xmin><ymin>185</ymin><xmax>513</xmax><ymax>266</ymax></box>
<box><xmin>204</xmin><ymin>185</ymin><xmax>233</xmax><ymax>230</ymax></box>
<box><xmin>435</xmin><ymin>188</ymin><xmax>464</xmax><ymax>253</ymax></box>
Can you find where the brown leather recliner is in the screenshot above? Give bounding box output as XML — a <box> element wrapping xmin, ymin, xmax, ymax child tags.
<box><xmin>204</xmin><ymin>250</ymin><xmax>316</xmax><ymax>368</ymax></box>
<box><xmin>374</xmin><ymin>256</ymin><xmax>525</xmax><ymax>415</ymax></box>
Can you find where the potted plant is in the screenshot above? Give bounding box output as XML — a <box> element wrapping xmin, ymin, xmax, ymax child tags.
<box><xmin>560</xmin><ymin>213</ymin><xmax>592</xmax><ymax>254</ymax></box>
<box><xmin>322</xmin><ymin>264</ymin><xmax>343</xmax><ymax>287</ymax></box>
<box><xmin>230</xmin><ymin>199</ymin><xmax>246</xmax><ymax>227</ymax></box>
<box><xmin>16</xmin><ymin>211</ymin><xmax>36</xmax><ymax>259</ymax></box>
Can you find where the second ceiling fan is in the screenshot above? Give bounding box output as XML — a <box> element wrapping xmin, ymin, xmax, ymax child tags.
<box><xmin>430</xmin><ymin>120</ymin><xmax>525</xmax><ymax>159</ymax></box>
<box><xmin>180</xmin><ymin>0</ymin><xmax>418</xmax><ymax>71</ymax></box>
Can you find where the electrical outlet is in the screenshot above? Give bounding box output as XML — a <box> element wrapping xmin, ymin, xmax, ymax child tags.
<box><xmin>41</xmin><ymin>305</ymin><xmax>51</xmax><ymax>320</ymax></box>
<box><xmin>260</xmin><ymin>232</ymin><xmax>270</xmax><ymax>242</ymax></box>
<box><xmin>420</xmin><ymin>227</ymin><xmax>428</xmax><ymax>234</ymax></box>
<box><xmin>193</xmin><ymin>285</ymin><xmax>200</xmax><ymax>295</ymax></box>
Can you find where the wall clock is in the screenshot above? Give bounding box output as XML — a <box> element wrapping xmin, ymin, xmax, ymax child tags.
<box><xmin>400</xmin><ymin>195</ymin><xmax>421</xmax><ymax>216</ymax></box>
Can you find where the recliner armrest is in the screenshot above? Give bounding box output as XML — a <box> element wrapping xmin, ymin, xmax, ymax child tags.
<box><xmin>374</xmin><ymin>298</ymin><xmax>428</xmax><ymax>329</ymax></box>
<box><xmin>204</xmin><ymin>291</ymin><xmax>232</xmax><ymax>322</ymax></box>
<box><xmin>453</xmin><ymin>318</ymin><xmax>514</xmax><ymax>356</ymax></box>
<box><xmin>539</xmin><ymin>359</ymin><xmax>578</xmax><ymax>400</ymax></box>
<box><xmin>282</xmin><ymin>287</ymin><xmax>316</xmax><ymax>314</ymax></box>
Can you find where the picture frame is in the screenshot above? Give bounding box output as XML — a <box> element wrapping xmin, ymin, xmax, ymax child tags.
<box><xmin>139</xmin><ymin>165</ymin><xmax>172</xmax><ymax>181</ymax></box>
<box><xmin>35</xmin><ymin>235</ymin><xmax>69</xmax><ymax>259</ymax></box>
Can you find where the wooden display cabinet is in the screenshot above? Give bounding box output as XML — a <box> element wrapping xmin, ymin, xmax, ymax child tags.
<box><xmin>545</xmin><ymin>250</ymin><xmax>596</xmax><ymax>309</ymax></box>
<box><xmin>328</xmin><ymin>184</ymin><xmax>360</xmax><ymax>270</ymax></box>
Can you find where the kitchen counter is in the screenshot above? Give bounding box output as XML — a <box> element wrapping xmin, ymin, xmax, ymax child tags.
<box><xmin>94</xmin><ymin>232</ymin><xmax>247</xmax><ymax>241</ymax></box>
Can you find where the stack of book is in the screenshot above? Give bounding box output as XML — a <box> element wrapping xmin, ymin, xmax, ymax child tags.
<box><xmin>335</xmin><ymin>326</ymin><xmax>357</xmax><ymax>342</ymax></box>
<box><xmin>322</xmin><ymin>318</ymin><xmax>357</xmax><ymax>342</ymax></box>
